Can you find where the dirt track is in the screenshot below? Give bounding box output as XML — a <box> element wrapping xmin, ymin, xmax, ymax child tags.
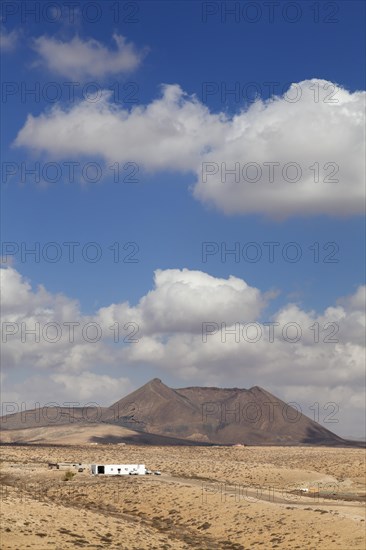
<box><xmin>1</xmin><ymin>444</ymin><xmax>365</xmax><ymax>549</ymax></box>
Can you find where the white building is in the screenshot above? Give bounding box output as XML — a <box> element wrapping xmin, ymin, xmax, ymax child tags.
<box><xmin>91</xmin><ymin>464</ymin><xmax>146</xmax><ymax>475</ymax></box>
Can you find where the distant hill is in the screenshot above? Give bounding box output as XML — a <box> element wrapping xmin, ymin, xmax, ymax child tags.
<box><xmin>2</xmin><ymin>378</ymin><xmax>362</xmax><ymax>446</ymax></box>
<box><xmin>105</xmin><ymin>378</ymin><xmax>349</xmax><ymax>446</ymax></box>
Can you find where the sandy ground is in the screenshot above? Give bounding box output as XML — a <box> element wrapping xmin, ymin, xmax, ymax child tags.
<box><xmin>0</xmin><ymin>445</ymin><xmax>365</xmax><ymax>549</ymax></box>
<box><xmin>0</xmin><ymin>424</ymin><xmax>142</xmax><ymax>445</ymax></box>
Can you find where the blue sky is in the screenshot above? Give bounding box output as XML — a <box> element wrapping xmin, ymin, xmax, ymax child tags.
<box><xmin>1</xmin><ymin>1</ymin><xmax>365</xmax><ymax>437</ymax></box>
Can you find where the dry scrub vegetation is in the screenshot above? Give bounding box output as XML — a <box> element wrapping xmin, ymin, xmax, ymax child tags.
<box><xmin>0</xmin><ymin>444</ymin><xmax>365</xmax><ymax>549</ymax></box>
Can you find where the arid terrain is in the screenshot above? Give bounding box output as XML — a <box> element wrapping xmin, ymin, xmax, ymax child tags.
<box><xmin>0</xmin><ymin>444</ymin><xmax>365</xmax><ymax>549</ymax></box>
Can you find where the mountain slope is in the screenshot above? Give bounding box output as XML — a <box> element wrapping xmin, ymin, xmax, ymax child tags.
<box><xmin>104</xmin><ymin>379</ymin><xmax>346</xmax><ymax>445</ymax></box>
<box><xmin>0</xmin><ymin>379</ymin><xmax>354</xmax><ymax>446</ymax></box>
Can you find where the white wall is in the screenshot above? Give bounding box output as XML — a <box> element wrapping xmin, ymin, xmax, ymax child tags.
<box><xmin>91</xmin><ymin>464</ymin><xmax>145</xmax><ymax>475</ymax></box>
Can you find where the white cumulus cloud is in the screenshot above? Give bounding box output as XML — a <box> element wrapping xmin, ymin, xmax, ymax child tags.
<box><xmin>0</xmin><ymin>25</ymin><xmax>19</xmax><ymax>51</ymax></box>
<box><xmin>15</xmin><ymin>84</ymin><xmax>226</xmax><ymax>171</ymax></box>
<box><xmin>97</xmin><ymin>268</ymin><xmax>267</xmax><ymax>335</ymax></box>
<box><xmin>32</xmin><ymin>33</ymin><xmax>146</xmax><ymax>79</ymax></box>
<box><xmin>14</xmin><ymin>79</ymin><xmax>365</xmax><ymax>218</ymax></box>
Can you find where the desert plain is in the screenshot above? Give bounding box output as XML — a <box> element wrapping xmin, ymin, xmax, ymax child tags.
<box><xmin>0</xmin><ymin>444</ymin><xmax>365</xmax><ymax>549</ymax></box>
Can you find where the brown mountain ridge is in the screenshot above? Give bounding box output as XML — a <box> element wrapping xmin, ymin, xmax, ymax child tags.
<box><xmin>1</xmin><ymin>379</ymin><xmax>361</xmax><ymax>446</ymax></box>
